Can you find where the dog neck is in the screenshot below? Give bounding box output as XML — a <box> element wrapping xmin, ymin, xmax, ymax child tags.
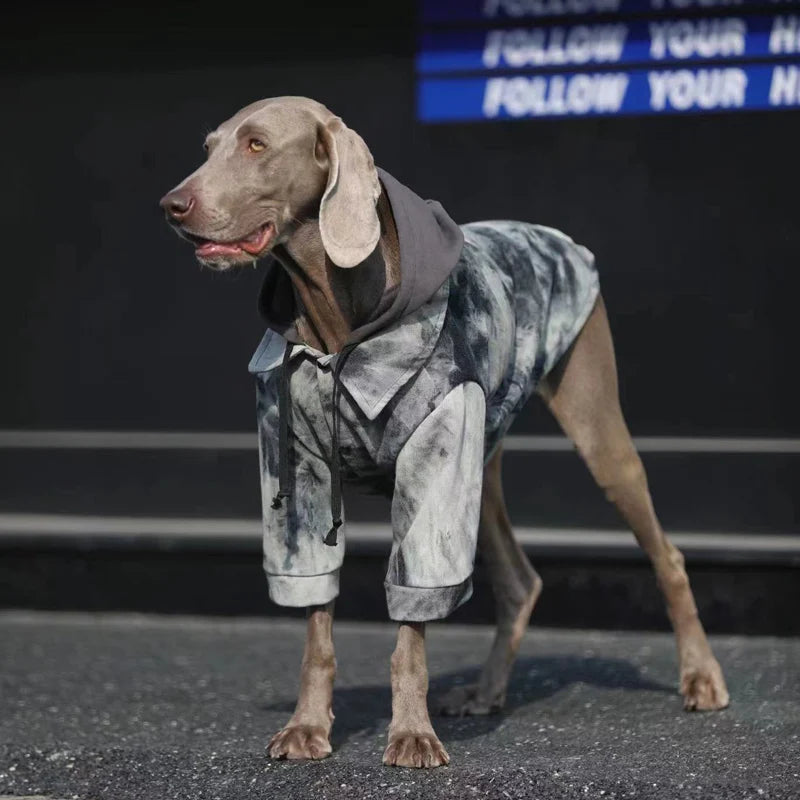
<box><xmin>273</xmin><ymin>190</ymin><xmax>401</xmax><ymax>354</ymax></box>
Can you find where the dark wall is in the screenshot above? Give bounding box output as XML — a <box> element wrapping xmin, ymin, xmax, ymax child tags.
<box><xmin>2</xmin><ymin>2</ymin><xmax>799</xmax><ymax>437</ymax></box>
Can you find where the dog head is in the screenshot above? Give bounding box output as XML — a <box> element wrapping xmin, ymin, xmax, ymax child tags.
<box><xmin>160</xmin><ymin>96</ymin><xmax>381</xmax><ymax>270</ymax></box>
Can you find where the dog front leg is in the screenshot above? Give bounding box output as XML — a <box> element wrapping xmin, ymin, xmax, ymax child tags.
<box><xmin>383</xmin><ymin>622</ymin><xmax>449</xmax><ymax>768</ymax></box>
<box><xmin>382</xmin><ymin>382</ymin><xmax>485</xmax><ymax>767</ymax></box>
<box><xmin>268</xmin><ymin>601</ymin><xmax>336</xmax><ymax>760</ymax></box>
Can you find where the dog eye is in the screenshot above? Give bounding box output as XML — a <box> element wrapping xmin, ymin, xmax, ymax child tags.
<box><xmin>248</xmin><ymin>138</ymin><xmax>266</xmax><ymax>153</ymax></box>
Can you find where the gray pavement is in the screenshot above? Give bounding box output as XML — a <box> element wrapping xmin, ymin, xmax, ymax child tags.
<box><xmin>0</xmin><ymin>612</ymin><xmax>797</xmax><ymax>800</ymax></box>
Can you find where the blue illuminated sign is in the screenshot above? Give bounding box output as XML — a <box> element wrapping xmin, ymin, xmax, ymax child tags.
<box><xmin>421</xmin><ymin>0</ymin><xmax>800</xmax><ymax>25</ymax></box>
<box><xmin>419</xmin><ymin>63</ymin><xmax>800</xmax><ymax>120</ymax></box>
<box><xmin>418</xmin><ymin>15</ymin><xmax>787</xmax><ymax>73</ymax></box>
<box><xmin>417</xmin><ymin>2</ymin><xmax>800</xmax><ymax>120</ymax></box>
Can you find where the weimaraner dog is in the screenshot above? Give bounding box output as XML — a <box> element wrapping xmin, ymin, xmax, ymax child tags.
<box><xmin>160</xmin><ymin>96</ymin><xmax>729</xmax><ymax>769</ymax></box>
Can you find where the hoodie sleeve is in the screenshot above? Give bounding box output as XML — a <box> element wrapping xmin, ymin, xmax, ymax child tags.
<box><xmin>254</xmin><ymin>365</ymin><xmax>344</xmax><ymax>609</ymax></box>
<box><xmin>385</xmin><ymin>381</ymin><xmax>485</xmax><ymax>622</ymax></box>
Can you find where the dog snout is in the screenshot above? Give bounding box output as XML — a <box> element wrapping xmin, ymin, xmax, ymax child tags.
<box><xmin>160</xmin><ymin>189</ymin><xmax>195</xmax><ymax>222</ymax></box>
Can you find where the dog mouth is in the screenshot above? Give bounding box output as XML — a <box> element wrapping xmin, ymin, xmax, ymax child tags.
<box><xmin>182</xmin><ymin>222</ymin><xmax>276</xmax><ymax>261</ymax></box>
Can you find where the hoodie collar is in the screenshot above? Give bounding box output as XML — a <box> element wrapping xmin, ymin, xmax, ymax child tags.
<box><xmin>334</xmin><ymin>278</ymin><xmax>449</xmax><ymax>420</ymax></box>
<box><xmin>248</xmin><ymin>277</ymin><xmax>449</xmax><ymax>421</ymax></box>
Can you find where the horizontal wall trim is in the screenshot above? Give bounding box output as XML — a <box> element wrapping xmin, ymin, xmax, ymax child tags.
<box><xmin>0</xmin><ymin>513</ymin><xmax>798</xmax><ymax>558</ymax></box>
<box><xmin>0</xmin><ymin>430</ymin><xmax>799</xmax><ymax>454</ymax></box>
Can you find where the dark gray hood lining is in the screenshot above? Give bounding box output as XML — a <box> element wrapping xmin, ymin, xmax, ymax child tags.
<box><xmin>257</xmin><ymin>168</ymin><xmax>464</xmax><ymax>347</ymax></box>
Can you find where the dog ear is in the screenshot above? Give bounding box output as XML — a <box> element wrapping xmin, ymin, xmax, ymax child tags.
<box><xmin>316</xmin><ymin>118</ymin><xmax>381</xmax><ymax>268</ymax></box>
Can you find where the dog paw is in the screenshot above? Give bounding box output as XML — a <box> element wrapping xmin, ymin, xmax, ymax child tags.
<box><xmin>383</xmin><ymin>732</ymin><xmax>450</xmax><ymax>768</ymax></box>
<box><xmin>268</xmin><ymin>724</ymin><xmax>332</xmax><ymax>760</ymax></box>
<box><xmin>680</xmin><ymin>658</ymin><xmax>730</xmax><ymax>711</ymax></box>
<box><xmin>433</xmin><ymin>684</ymin><xmax>504</xmax><ymax>717</ymax></box>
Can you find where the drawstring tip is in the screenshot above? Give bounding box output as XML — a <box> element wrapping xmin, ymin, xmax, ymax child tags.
<box><xmin>271</xmin><ymin>492</ymin><xmax>290</xmax><ymax>510</ymax></box>
<box><xmin>324</xmin><ymin>519</ymin><xmax>343</xmax><ymax>547</ymax></box>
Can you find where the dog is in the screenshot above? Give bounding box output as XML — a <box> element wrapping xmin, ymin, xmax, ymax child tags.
<box><xmin>160</xmin><ymin>96</ymin><xmax>729</xmax><ymax>769</ymax></box>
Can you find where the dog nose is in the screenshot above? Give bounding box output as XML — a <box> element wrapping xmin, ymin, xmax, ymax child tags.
<box><xmin>160</xmin><ymin>191</ymin><xmax>195</xmax><ymax>221</ymax></box>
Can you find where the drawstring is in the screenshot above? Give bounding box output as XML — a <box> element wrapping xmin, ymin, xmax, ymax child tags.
<box><xmin>270</xmin><ymin>340</ymin><xmax>359</xmax><ymax>548</ymax></box>
<box><xmin>324</xmin><ymin>343</ymin><xmax>358</xmax><ymax>547</ymax></box>
<box><xmin>270</xmin><ymin>344</ymin><xmax>293</xmax><ymax>510</ymax></box>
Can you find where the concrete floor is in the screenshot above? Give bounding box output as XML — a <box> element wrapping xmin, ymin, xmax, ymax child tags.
<box><xmin>0</xmin><ymin>612</ymin><xmax>798</xmax><ymax>799</ymax></box>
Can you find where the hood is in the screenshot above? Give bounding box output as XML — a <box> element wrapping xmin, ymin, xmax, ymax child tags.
<box><xmin>257</xmin><ymin>167</ymin><xmax>464</xmax><ymax>346</ymax></box>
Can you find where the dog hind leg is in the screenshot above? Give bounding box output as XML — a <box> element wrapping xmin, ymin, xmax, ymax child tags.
<box><xmin>539</xmin><ymin>295</ymin><xmax>729</xmax><ymax>711</ymax></box>
<box><xmin>268</xmin><ymin>601</ymin><xmax>337</xmax><ymax>759</ymax></box>
<box><xmin>434</xmin><ymin>445</ymin><xmax>543</xmax><ymax>716</ymax></box>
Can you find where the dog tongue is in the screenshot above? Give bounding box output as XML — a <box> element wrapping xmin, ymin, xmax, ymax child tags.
<box><xmin>195</xmin><ymin>240</ymin><xmax>242</xmax><ymax>257</ymax></box>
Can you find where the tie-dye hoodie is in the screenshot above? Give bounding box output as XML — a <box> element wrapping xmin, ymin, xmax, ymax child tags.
<box><xmin>248</xmin><ymin>170</ymin><xmax>599</xmax><ymax>621</ymax></box>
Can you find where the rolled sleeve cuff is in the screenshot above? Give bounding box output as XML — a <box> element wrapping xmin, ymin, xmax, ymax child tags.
<box><xmin>384</xmin><ymin>577</ymin><xmax>473</xmax><ymax>622</ymax></box>
<box><xmin>266</xmin><ymin>571</ymin><xmax>340</xmax><ymax>608</ymax></box>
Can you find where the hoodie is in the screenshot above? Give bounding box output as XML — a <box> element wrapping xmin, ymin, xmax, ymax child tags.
<box><xmin>248</xmin><ymin>170</ymin><xmax>599</xmax><ymax>621</ymax></box>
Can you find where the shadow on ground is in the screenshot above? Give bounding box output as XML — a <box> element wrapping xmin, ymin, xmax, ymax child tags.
<box><xmin>262</xmin><ymin>654</ymin><xmax>674</xmax><ymax>747</ymax></box>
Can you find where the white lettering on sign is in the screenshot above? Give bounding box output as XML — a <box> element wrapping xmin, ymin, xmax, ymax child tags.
<box><xmin>483</xmin><ymin>73</ymin><xmax>629</xmax><ymax>117</ymax></box>
<box><xmin>649</xmin><ymin>18</ymin><xmax>746</xmax><ymax>59</ymax></box>
<box><xmin>648</xmin><ymin>68</ymin><xmax>747</xmax><ymax>110</ymax></box>
<box><xmin>482</xmin><ymin>24</ymin><xmax>628</xmax><ymax>67</ymax></box>
<box><xmin>482</xmin><ymin>0</ymin><xmax>622</xmax><ymax>18</ymax></box>
<box><xmin>769</xmin><ymin>65</ymin><xmax>800</xmax><ymax>104</ymax></box>
<box><xmin>769</xmin><ymin>16</ymin><xmax>800</xmax><ymax>54</ymax></box>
